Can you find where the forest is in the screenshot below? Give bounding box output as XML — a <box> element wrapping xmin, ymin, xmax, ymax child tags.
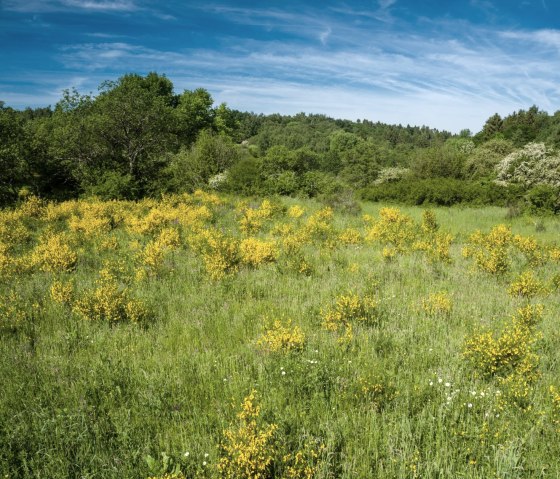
<box><xmin>1</xmin><ymin>72</ymin><xmax>559</xmax><ymax>213</ymax></box>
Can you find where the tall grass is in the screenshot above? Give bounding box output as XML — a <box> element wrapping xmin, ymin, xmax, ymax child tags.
<box><xmin>1</xmin><ymin>194</ymin><xmax>559</xmax><ymax>478</ymax></box>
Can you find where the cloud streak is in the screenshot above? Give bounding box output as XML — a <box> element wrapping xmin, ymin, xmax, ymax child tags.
<box><xmin>3</xmin><ymin>2</ymin><xmax>560</xmax><ymax>132</ymax></box>
<box><xmin>3</xmin><ymin>0</ymin><xmax>139</xmax><ymax>12</ymax></box>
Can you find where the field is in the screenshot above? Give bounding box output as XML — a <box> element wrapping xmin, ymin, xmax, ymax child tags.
<box><xmin>1</xmin><ymin>192</ymin><xmax>560</xmax><ymax>479</ymax></box>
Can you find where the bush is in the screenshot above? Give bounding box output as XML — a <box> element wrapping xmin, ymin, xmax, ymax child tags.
<box><xmin>225</xmin><ymin>157</ymin><xmax>262</xmax><ymax>195</ymax></box>
<box><xmin>524</xmin><ymin>185</ymin><xmax>560</xmax><ymax>214</ymax></box>
<box><xmin>86</xmin><ymin>171</ymin><xmax>137</xmax><ymax>200</ymax></box>
<box><xmin>361</xmin><ymin>179</ymin><xmax>525</xmax><ymax>207</ymax></box>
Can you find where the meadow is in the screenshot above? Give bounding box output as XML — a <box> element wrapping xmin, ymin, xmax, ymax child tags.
<box><xmin>1</xmin><ymin>192</ymin><xmax>560</xmax><ymax>479</ymax></box>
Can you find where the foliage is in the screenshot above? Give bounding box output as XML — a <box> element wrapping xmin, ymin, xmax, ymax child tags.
<box><xmin>496</xmin><ymin>142</ymin><xmax>560</xmax><ymax>188</ymax></box>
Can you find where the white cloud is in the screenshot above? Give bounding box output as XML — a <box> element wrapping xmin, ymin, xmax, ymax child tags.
<box><xmin>378</xmin><ymin>0</ymin><xmax>397</xmax><ymax>9</ymax></box>
<box><xmin>2</xmin><ymin>0</ymin><xmax>138</xmax><ymax>12</ymax></box>
<box><xmin>501</xmin><ymin>28</ymin><xmax>560</xmax><ymax>50</ymax></box>
<box><xmin>5</xmin><ymin>6</ymin><xmax>560</xmax><ymax>133</ymax></box>
<box><xmin>319</xmin><ymin>27</ymin><xmax>331</xmax><ymax>45</ymax></box>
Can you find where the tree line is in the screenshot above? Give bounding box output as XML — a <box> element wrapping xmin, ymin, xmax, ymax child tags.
<box><xmin>1</xmin><ymin>72</ymin><xmax>559</xmax><ymax>212</ymax></box>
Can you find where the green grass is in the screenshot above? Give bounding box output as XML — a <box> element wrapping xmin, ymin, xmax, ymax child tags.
<box><xmin>1</xmin><ymin>195</ymin><xmax>560</xmax><ymax>478</ymax></box>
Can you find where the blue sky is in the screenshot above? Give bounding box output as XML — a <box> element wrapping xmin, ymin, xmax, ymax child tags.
<box><xmin>1</xmin><ymin>0</ymin><xmax>560</xmax><ymax>132</ymax></box>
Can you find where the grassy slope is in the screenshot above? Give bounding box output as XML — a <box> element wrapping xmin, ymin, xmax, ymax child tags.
<box><xmin>1</xmin><ymin>195</ymin><xmax>559</xmax><ymax>478</ymax></box>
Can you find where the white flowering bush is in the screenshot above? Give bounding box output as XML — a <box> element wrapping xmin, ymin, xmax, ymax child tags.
<box><xmin>496</xmin><ymin>142</ymin><xmax>560</xmax><ymax>187</ymax></box>
<box><xmin>208</xmin><ymin>171</ymin><xmax>229</xmax><ymax>190</ymax></box>
<box><xmin>374</xmin><ymin>167</ymin><xmax>411</xmax><ymax>184</ymax></box>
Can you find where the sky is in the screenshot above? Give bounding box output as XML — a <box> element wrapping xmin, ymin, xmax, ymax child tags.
<box><xmin>1</xmin><ymin>0</ymin><xmax>560</xmax><ymax>132</ymax></box>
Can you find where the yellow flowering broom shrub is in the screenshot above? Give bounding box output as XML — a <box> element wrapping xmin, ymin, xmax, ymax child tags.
<box><xmin>412</xmin><ymin>231</ymin><xmax>453</xmax><ymax>264</ymax></box>
<box><xmin>549</xmin><ymin>386</ymin><xmax>560</xmax><ymax>431</ymax></box>
<box><xmin>0</xmin><ymin>212</ymin><xmax>31</xmax><ymax>248</ymax></box>
<box><xmin>365</xmin><ymin>207</ymin><xmax>417</xmax><ymax>253</ymax></box>
<box><xmin>508</xmin><ymin>270</ymin><xmax>548</xmax><ymax>298</ymax></box>
<box><xmin>338</xmin><ymin>228</ymin><xmax>362</xmax><ymax>245</ymax></box>
<box><xmin>462</xmin><ymin>224</ymin><xmax>512</xmax><ymax>275</ymax></box>
<box><xmin>421</xmin><ymin>291</ymin><xmax>453</xmax><ymax>316</ymax></box>
<box><xmin>281</xmin><ymin>440</ymin><xmax>325</xmax><ymax>479</ymax></box>
<box><xmin>217</xmin><ymin>390</ymin><xmax>278</xmax><ymax>479</ymax></box>
<box><xmin>0</xmin><ymin>290</ymin><xmax>28</xmax><ymax>331</ymax></box>
<box><xmin>138</xmin><ymin>227</ymin><xmax>181</xmax><ymax>278</ymax></box>
<box><xmin>50</xmin><ymin>280</ymin><xmax>74</xmax><ymax>305</ymax></box>
<box><xmin>256</xmin><ymin>319</ymin><xmax>305</xmax><ymax>353</ymax></box>
<box><xmin>301</xmin><ymin>207</ymin><xmax>334</xmax><ymax>244</ymax></box>
<box><xmin>30</xmin><ymin>232</ymin><xmax>78</xmax><ymax>273</ymax></box>
<box><xmin>72</xmin><ymin>272</ymin><xmax>151</xmax><ymax>324</ymax></box>
<box><xmin>238</xmin><ymin>199</ymin><xmax>278</xmax><ymax>235</ymax></box>
<box><xmin>287</xmin><ymin>205</ymin><xmax>305</xmax><ymax>219</ymax></box>
<box><xmin>420</xmin><ymin>210</ymin><xmax>438</xmax><ymax>234</ymax></box>
<box><xmin>321</xmin><ymin>292</ymin><xmax>379</xmax><ymax>342</ymax></box>
<box><xmin>463</xmin><ymin>305</ymin><xmax>543</xmax><ymax>382</ymax></box>
<box><xmin>239</xmin><ymin>238</ymin><xmax>279</xmax><ymax>267</ymax></box>
<box><xmin>189</xmin><ymin>228</ymin><xmax>240</xmax><ymax>280</ymax></box>
<box><xmin>512</xmin><ymin>234</ymin><xmax>547</xmax><ymax>266</ymax></box>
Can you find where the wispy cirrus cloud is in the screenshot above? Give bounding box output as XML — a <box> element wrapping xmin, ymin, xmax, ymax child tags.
<box><xmin>500</xmin><ymin>28</ymin><xmax>560</xmax><ymax>49</ymax></box>
<box><xmin>2</xmin><ymin>0</ymin><xmax>139</xmax><ymax>12</ymax></box>
<box><xmin>3</xmin><ymin>2</ymin><xmax>560</xmax><ymax>132</ymax></box>
<box><xmin>51</xmin><ymin>11</ymin><xmax>560</xmax><ymax>132</ymax></box>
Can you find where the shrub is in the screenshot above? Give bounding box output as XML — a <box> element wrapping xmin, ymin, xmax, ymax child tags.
<box><xmin>496</xmin><ymin>142</ymin><xmax>560</xmax><ymax>188</ymax></box>
<box><xmin>361</xmin><ymin>179</ymin><xmax>524</xmax><ymax>207</ymax></box>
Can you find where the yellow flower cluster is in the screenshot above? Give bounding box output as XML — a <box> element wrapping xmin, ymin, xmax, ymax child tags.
<box><xmin>282</xmin><ymin>440</ymin><xmax>325</xmax><ymax>479</ymax></box>
<box><xmin>147</xmin><ymin>474</ymin><xmax>185</xmax><ymax>479</ymax></box>
<box><xmin>321</xmin><ymin>292</ymin><xmax>379</xmax><ymax>341</ymax></box>
<box><xmin>0</xmin><ymin>211</ymin><xmax>30</xmax><ymax>248</ymax></box>
<box><xmin>463</xmin><ymin>226</ymin><xmax>554</xmax><ymax>275</ymax></box>
<box><xmin>512</xmin><ymin>234</ymin><xmax>547</xmax><ymax>266</ymax></box>
<box><xmin>72</xmin><ymin>273</ymin><xmax>151</xmax><ymax>324</ymax></box>
<box><xmin>549</xmin><ymin>386</ymin><xmax>560</xmax><ymax>430</ymax></box>
<box><xmin>412</xmin><ymin>231</ymin><xmax>453</xmax><ymax>264</ymax></box>
<box><xmin>217</xmin><ymin>390</ymin><xmax>278</xmax><ymax>479</ymax></box>
<box><xmin>126</xmin><ymin>207</ymin><xmax>174</xmax><ymax>236</ymax></box>
<box><xmin>463</xmin><ymin>304</ymin><xmax>543</xmax><ymax>408</ymax></box>
<box><xmin>50</xmin><ymin>280</ymin><xmax>74</xmax><ymax>304</ymax></box>
<box><xmin>287</xmin><ymin>205</ymin><xmax>305</xmax><ymax>219</ymax></box>
<box><xmin>366</xmin><ymin>207</ymin><xmax>417</xmax><ymax>254</ymax></box>
<box><xmin>30</xmin><ymin>232</ymin><xmax>78</xmax><ymax>273</ymax></box>
<box><xmin>354</xmin><ymin>376</ymin><xmax>397</xmax><ymax>411</ymax></box>
<box><xmin>139</xmin><ymin>227</ymin><xmax>181</xmax><ymax>277</ymax></box>
<box><xmin>421</xmin><ymin>291</ymin><xmax>453</xmax><ymax>316</ymax></box>
<box><xmin>218</xmin><ymin>390</ymin><xmax>325</xmax><ymax>479</ymax></box>
<box><xmin>256</xmin><ymin>319</ymin><xmax>305</xmax><ymax>353</ymax></box>
<box><xmin>0</xmin><ymin>290</ymin><xmax>27</xmax><ymax>331</ymax></box>
<box><xmin>463</xmin><ymin>320</ymin><xmax>538</xmax><ymax>379</ymax></box>
<box><xmin>508</xmin><ymin>270</ymin><xmax>547</xmax><ymax>298</ymax></box>
<box><xmin>338</xmin><ymin>228</ymin><xmax>362</xmax><ymax>245</ymax></box>
<box><xmin>462</xmin><ymin>224</ymin><xmax>512</xmax><ymax>275</ymax></box>
<box><xmin>189</xmin><ymin>228</ymin><xmax>240</xmax><ymax>280</ymax></box>
<box><xmin>366</xmin><ymin>208</ymin><xmax>452</xmax><ymax>264</ymax></box>
<box><xmin>239</xmin><ymin>238</ymin><xmax>279</xmax><ymax>267</ymax></box>
<box><xmin>0</xmin><ymin>242</ymin><xmax>17</xmax><ymax>278</ymax></box>
<box><xmin>17</xmin><ymin>195</ymin><xmax>45</xmax><ymax>218</ymax></box>
<box><xmin>68</xmin><ymin>208</ymin><xmax>113</xmax><ymax>238</ymax></box>
<box><xmin>238</xmin><ymin>199</ymin><xmax>277</xmax><ymax>235</ymax></box>
<box><xmin>192</xmin><ymin>189</ymin><xmax>222</xmax><ymax>206</ymax></box>
<box><xmin>550</xmin><ymin>247</ymin><xmax>560</xmax><ymax>263</ymax></box>
<box><xmin>299</xmin><ymin>207</ymin><xmax>334</xmax><ymax>244</ymax></box>
<box><xmin>420</xmin><ymin>210</ymin><xmax>438</xmax><ymax>234</ymax></box>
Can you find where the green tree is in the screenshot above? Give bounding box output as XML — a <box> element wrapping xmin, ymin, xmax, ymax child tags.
<box><xmin>167</xmin><ymin>130</ymin><xmax>238</xmax><ymax>192</ymax></box>
<box><xmin>48</xmin><ymin>74</ymin><xmax>177</xmax><ymax>197</ymax></box>
<box><xmin>480</xmin><ymin>113</ymin><xmax>504</xmax><ymax>141</ymax></box>
<box><xmin>0</xmin><ymin>106</ymin><xmax>28</xmax><ymax>203</ymax></box>
<box><xmin>410</xmin><ymin>145</ymin><xmax>466</xmax><ymax>180</ymax></box>
<box><xmin>175</xmin><ymin>88</ymin><xmax>214</xmax><ymax>146</ymax></box>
